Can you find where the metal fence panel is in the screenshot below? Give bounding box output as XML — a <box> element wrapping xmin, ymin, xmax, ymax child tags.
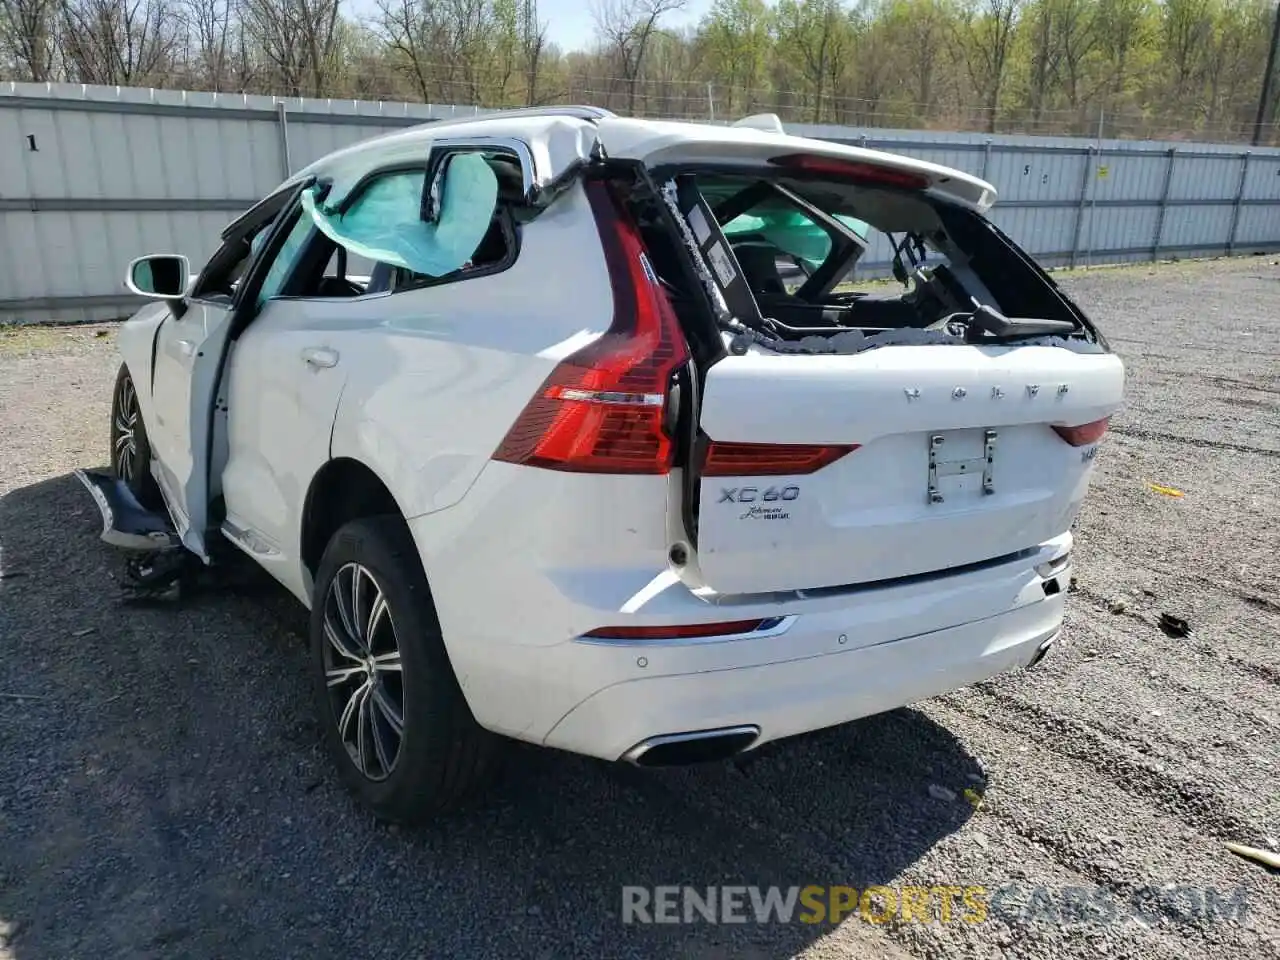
<box><xmin>1243</xmin><ymin>155</ymin><xmax>1280</xmax><ymax>199</ymax></box>
<box><xmin>1161</xmin><ymin>204</ymin><xmax>1237</xmax><ymax>248</ymax></box>
<box><xmin>991</xmin><ymin>206</ymin><xmax>1079</xmax><ymax>257</ymax></box>
<box><xmin>1081</xmin><ymin>206</ymin><xmax>1162</xmax><ymax>257</ymax></box>
<box><xmin>1168</xmin><ymin>155</ymin><xmax>1246</xmax><ymax>201</ymax></box>
<box><xmin>1090</xmin><ymin>151</ymin><xmax>1168</xmax><ymax>202</ymax></box>
<box><xmin>1234</xmin><ymin>203</ymin><xmax>1280</xmax><ymax>245</ymax></box>
<box><xmin>4</xmin><ymin>82</ymin><xmax>1280</xmax><ymax>324</ymax></box>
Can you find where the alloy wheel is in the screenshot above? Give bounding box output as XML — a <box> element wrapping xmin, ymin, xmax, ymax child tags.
<box><xmin>112</xmin><ymin>375</ymin><xmax>139</xmax><ymax>482</ymax></box>
<box><xmin>322</xmin><ymin>562</ymin><xmax>405</xmax><ymax>781</ymax></box>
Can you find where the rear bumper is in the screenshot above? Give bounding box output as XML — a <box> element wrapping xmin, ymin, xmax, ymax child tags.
<box><xmin>545</xmin><ymin>596</ymin><xmax>1062</xmax><ymax>760</ymax></box>
<box><xmin>409</xmin><ymin>482</ymin><xmax>1073</xmax><ymax>760</ymax></box>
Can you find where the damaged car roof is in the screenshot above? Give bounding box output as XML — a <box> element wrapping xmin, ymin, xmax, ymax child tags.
<box><xmin>283</xmin><ymin>108</ymin><xmax>998</xmax><ymax>214</ymax></box>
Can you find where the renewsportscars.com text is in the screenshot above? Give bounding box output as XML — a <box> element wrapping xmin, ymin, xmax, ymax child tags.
<box><xmin>621</xmin><ymin>884</ymin><xmax>1250</xmax><ymax>926</ymax></box>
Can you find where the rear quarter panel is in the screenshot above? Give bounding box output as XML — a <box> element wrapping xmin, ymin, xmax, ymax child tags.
<box><xmin>328</xmin><ymin>182</ymin><xmax>614</xmax><ymax>521</ymax></box>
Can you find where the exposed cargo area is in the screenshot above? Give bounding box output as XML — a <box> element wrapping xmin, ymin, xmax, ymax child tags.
<box><xmin>618</xmin><ymin>157</ymin><xmax>1096</xmax><ymax>357</ymax></box>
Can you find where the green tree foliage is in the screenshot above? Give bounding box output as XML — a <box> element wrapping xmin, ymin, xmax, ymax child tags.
<box><xmin>1</xmin><ymin>0</ymin><xmax>1277</xmax><ymax>142</ymax></box>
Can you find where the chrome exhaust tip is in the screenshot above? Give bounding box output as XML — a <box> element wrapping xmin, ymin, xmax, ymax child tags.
<box><xmin>1027</xmin><ymin>631</ymin><xmax>1060</xmax><ymax>670</ymax></box>
<box><xmin>621</xmin><ymin>725</ymin><xmax>761</xmax><ymax>767</ymax></box>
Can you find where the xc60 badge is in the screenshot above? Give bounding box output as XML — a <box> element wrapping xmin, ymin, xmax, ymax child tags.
<box><xmin>719</xmin><ymin>486</ymin><xmax>800</xmax><ymax>504</ymax></box>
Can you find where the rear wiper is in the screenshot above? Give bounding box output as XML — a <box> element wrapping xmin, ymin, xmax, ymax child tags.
<box><xmin>965</xmin><ymin>302</ymin><xmax>1076</xmax><ymax>340</ymax></box>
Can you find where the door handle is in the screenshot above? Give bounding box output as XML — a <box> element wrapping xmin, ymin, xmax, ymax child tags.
<box><xmin>301</xmin><ymin>347</ymin><xmax>339</xmax><ymax>369</ymax></box>
<box><xmin>175</xmin><ymin>339</ymin><xmax>196</xmax><ymax>358</ymax></box>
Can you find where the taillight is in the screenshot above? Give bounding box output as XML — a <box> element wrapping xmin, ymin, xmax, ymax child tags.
<box><xmin>769</xmin><ymin>153</ymin><xmax>930</xmax><ymax>190</ymax></box>
<box><xmin>1052</xmin><ymin>417</ymin><xmax>1110</xmax><ymax>446</ymax></box>
<box><xmin>491</xmin><ymin>181</ymin><xmax>691</xmax><ymax>474</ymax></box>
<box><xmin>701</xmin><ymin>440</ymin><xmax>858</xmax><ymax>477</ymax></box>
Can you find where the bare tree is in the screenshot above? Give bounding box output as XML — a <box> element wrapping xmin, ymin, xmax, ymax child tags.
<box><xmin>903</xmin><ymin>0</ymin><xmax>950</xmax><ymax>116</ymax></box>
<box><xmin>181</xmin><ymin>0</ymin><xmax>236</xmax><ymax>89</ymax></box>
<box><xmin>375</xmin><ymin>0</ymin><xmax>441</xmax><ymax>101</ymax></box>
<box><xmin>1162</xmin><ymin>0</ymin><xmax>1213</xmax><ymax>110</ymax></box>
<box><xmin>1090</xmin><ymin>0</ymin><xmax>1150</xmax><ymax>118</ymax></box>
<box><xmin>241</xmin><ymin>0</ymin><xmax>341</xmax><ymax>96</ymax></box>
<box><xmin>0</xmin><ymin>0</ymin><xmax>58</xmax><ymax>80</ymax></box>
<box><xmin>519</xmin><ymin>0</ymin><xmax>547</xmax><ymax>105</ymax></box>
<box><xmin>375</xmin><ymin>0</ymin><xmax>519</xmax><ymax>106</ymax></box>
<box><xmin>955</xmin><ymin>0</ymin><xmax>1021</xmax><ymax>132</ymax></box>
<box><xmin>60</xmin><ymin>0</ymin><xmax>181</xmax><ymax>85</ymax></box>
<box><xmin>1023</xmin><ymin>0</ymin><xmax>1062</xmax><ymax>124</ymax></box>
<box><xmin>591</xmin><ymin>0</ymin><xmax>687</xmax><ymax>114</ymax></box>
<box><xmin>1054</xmin><ymin>0</ymin><xmax>1097</xmax><ymax>116</ymax></box>
<box><xmin>774</xmin><ymin>0</ymin><xmax>855</xmax><ymax>124</ymax></box>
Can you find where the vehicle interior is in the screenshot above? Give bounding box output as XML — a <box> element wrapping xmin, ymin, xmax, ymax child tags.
<box><xmin>193</xmin><ymin>151</ymin><xmax>527</xmax><ymax>306</ymax></box>
<box><xmin>621</xmin><ymin>167</ymin><xmax>1087</xmax><ymax>346</ymax></box>
<box><xmin>691</xmin><ymin>172</ymin><xmax>1004</xmax><ymax>337</ymax></box>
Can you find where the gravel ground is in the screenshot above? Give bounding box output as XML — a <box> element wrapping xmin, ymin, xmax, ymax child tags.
<box><xmin>1</xmin><ymin>258</ymin><xmax>1278</xmax><ymax>960</ymax></box>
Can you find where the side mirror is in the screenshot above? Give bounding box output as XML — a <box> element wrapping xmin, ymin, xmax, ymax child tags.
<box><xmin>126</xmin><ymin>254</ymin><xmax>189</xmax><ymax>300</ymax></box>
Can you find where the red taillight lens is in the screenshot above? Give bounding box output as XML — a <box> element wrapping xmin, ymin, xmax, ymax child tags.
<box><xmin>491</xmin><ymin>182</ymin><xmax>691</xmax><ymax>474</ymax></box>
<box><xmin>1052</xmin><ymin>417</ymin><xmax>1110</xmax><ymax>446</ymax></box>
<box><xmin>582</xmin><ymin>619</ymin><xmax>779</xmax><ymax>641</ymax></box>
<box><xmin>701</xmin><ymin>440</ymin><xmax>859</xmax><ymax>477</ymax></box>
<box><xmin>769</xmin><ymin>153</ymin><xmax>930</xmax><ymax>190</ymax></box>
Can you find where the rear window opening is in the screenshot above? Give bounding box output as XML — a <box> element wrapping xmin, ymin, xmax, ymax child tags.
<box><xmin>619</xmin><ymin>164</ymin><xmax>1099</xmax><ymax>356</ymax></box>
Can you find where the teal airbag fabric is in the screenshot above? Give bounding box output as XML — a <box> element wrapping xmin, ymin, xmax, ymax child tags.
<box><xmin>724</xmin><ymin>208</ymin><xmax>871</xmax><ymax>268</ymax></box>
<box><xmin>301</xmin><ymin>153</ymin><xmax>499</xmax><ymax>277</ymax></box>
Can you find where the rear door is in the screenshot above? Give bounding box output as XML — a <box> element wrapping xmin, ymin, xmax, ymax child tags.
<box><xmin>219</xmin><ymin>202</ymin><xmax>348</xmax><ymax>598</ymax></box>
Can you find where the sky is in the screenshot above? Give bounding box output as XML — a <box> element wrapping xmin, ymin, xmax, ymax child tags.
<box><xmin>340</xmin><ymin>1</ymin><xmax>715</xmax><ymax>59</ymax></box>
<box><xmin>539</xmin><ymin>1</ymin><xmax>714</xmax><ymax>52</ymax></box>
<box><xmin>344</xmin><ymin>1</ymin><xmax>714</xmax><ymax>56</ymax></box>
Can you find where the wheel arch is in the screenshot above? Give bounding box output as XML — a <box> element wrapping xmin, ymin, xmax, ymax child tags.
<box><xmin>299</xmin><ymin>457</ymin><xmax>418</xmax><ymax>587</ymax></box>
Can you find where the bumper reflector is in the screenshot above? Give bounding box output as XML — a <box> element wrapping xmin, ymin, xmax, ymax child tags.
<box><xmin>582</xmin><ymin>616</ymin><xmax>788</xmax><ymax>642</ymax></box>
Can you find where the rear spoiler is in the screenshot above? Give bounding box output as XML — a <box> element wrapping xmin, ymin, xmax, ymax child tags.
<box><xmin>733</xmin><ymin>114</ymin><xmax>786</xmax><ymax>135</ymax></box>
<box><xmin>597</xmin><ymin>117</ymin><xmax>998</xmax><ymax>213</ymax></box>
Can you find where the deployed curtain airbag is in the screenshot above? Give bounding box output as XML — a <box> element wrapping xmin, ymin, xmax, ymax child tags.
<box><xmin>300</xmin><ymin>153</ymin><xmax>499</xmax><ymax>277</ymax></box>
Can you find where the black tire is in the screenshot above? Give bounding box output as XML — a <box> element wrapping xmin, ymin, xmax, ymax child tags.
<box><xmin>110</xmin><ymin>363</ymin><xmax>161</xmax><ymax>508</ymax></box>
<box><xmin>310</xmin><ymin>515</ymin><xmax>503</xmax><ymax>823</ymax></box>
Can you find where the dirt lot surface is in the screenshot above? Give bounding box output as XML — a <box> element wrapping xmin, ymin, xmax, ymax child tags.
<box><xmin>2</xmin><ymin>258</ymin><xmax>1278</xmax><ymax>960</ymax></box>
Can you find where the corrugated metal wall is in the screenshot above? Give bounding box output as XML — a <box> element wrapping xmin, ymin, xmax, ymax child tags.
<box><xmin>4</xmin><ymin>82</ymin><xmax>1280</xmax><ymax>324</ymax></box>
<box><xmin>793</xmin><ymin>122</ymin><xmax>1280</xmax><ymax>276</ymax></box>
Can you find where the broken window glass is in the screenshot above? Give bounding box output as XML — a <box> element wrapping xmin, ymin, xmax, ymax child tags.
<box><xmin>300</xmin><ymin>153</ymin><xmax>499</xmax><ymax>279</ymax></box>
<box><xmin>257</xmin><ymin>214</ymin><xmax>314</xmax><ymax>306</ymax></box>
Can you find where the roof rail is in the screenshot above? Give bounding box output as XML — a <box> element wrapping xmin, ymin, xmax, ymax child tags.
<box><xmin>437</xmin><ymin>105</ymin><xmax>616</xmax><ymax>125</ymax></box>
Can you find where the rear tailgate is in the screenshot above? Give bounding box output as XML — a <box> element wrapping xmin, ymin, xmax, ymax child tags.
<box><xmin>599</xmin><ymin>123</ymin><xmax>1122</xmax><ymax>596</ymax></box>
<box><xmin>695</xmin><ymin>343</ymin><xmax>1123</xmax><ymax>595</ymax></box>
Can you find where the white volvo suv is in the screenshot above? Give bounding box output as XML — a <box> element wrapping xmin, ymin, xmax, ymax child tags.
<box><xmin>80</xmin><ymin>106</ymin><xmax>1123</xmax><ymax>823</ymax></box>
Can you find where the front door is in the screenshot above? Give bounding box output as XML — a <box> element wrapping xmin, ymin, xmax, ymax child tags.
<box><xmin>147</xmin><ymin>186</ymin><xmax>303</xmax><ymax>557</ymax></box>
<box><xmin>149</xmin><ymin>300</ymin><xmax>234</xmax><ymax>550</ymax></box>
